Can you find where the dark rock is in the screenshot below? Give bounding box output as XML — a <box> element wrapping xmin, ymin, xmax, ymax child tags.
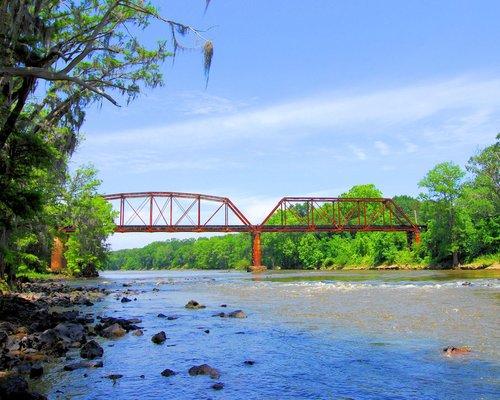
<box><xmin>132</xmin><ymin>329</ymin><xmax>144</xmax><ymax>336</ymax></box>
<box><xmin>140</xmin><ymin>374</ymin><xmax>145</xmax><ymax>379</ymax></box>
<box><xmin>244</xmin><ymin>360</ymin><xmax>255</xmax><ymax>365</ymax></box>
<box><xmin>161</xmin><ymin>368</ymin><xmax>176</xmax><ymax>377</ymax></box>
<box><xmin>212</xmin><ymin>382</ymin><xmax>224</xmax><ymax>390</ymax></box>
<box><xmin>122</xmin><ymin>283</ymin><xmax>132</xmax><ymax>287</ymax></box>
<box><xmin>167</xmin><ymin>316</ymin><xmax>178</xmax><ymax>321</ymax></box>
<box><xmin>185</xmin><ymin>300</ymin><xmax>206</xmax><ymax>309</ymax></box>
<box><xmin>80</xmin><ymin>340</ymin><xmax>103</xmax><ymax>359</ymax></box>
<box><xmin>120</xmin><ymin>297</ymin><xmax>132</xmax><ymax>303</ymax></box>
<box><xmin>151</xmin><ymin>331</ymin><xmax>166</xmax><ymax>344</ymax></box>
<box><xmin>204</xmin><ymin>329</ymin><xmax>210</xmax><ymax>334</ymax></box>
<box><xmin>443</xmin><ymin>346</ymin><xmax>471</xmax><ymax>356</ymax></box>
<box><xmin>105</xmin><ymin>374</ymin><xmax>123</xmax><ymax>380</ymax></box>
<box><xmin>101</xmin><ymin>323</ymin><xmax>126</xmax><ymax>339</ymax></box>
<box><xmin>212</xmin><ymin>312</ymin><xmax>226</xmax><ymax>318</ymax></box>
<box><xmin>0</xmin><ymin>375</ymin><xmax>46</xmax><ymax>399</ymax></box>
<box><xmin>188</xmin><ymin>364</ymin><xmax>220</xmax><ymax>379</ymax></box>
<box><xmin>63</xmin><ymin>360</ymin><xmax>103</xmax><ymax>371</ymax></box>
<box><xmin>220</xmin><ymin>304</ymin><xmax>227</xmax><ymax>308</ymax></box>
<box><xmin>54</xmin><ymin>322</ymin><xmax>85</xmax><ymax>342</ymax></box>
<box><xmin>462</xmin><ymin>281</ymin><xmax>472</xmax><ymax>286</ymax></box>
<box><xmin>152</xmin><ymin>288</ymin><xmax>160</xmax><ymax>292</ymax></box>
<box><xmin>228</xmin><ymin>310</ymin><xmax>246</xmax><ymax>319</ymax></box>
<box><xmin>30</xmin><ymin>364</ymin><xmax>44</xmax><ymax>378</ymax></box>
<box><xmin>157</xmin><ymin>313</ymin><xmax>167</xmax><ymax>318</ymax></box>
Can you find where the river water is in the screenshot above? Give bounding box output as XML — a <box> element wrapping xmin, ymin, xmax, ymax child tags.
<box><xmin>35</xmin><ymin>269</ymin><xmax>499</xmax><ymax>399</ymax></box>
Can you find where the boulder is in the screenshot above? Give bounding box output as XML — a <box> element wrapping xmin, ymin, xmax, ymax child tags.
<box><xmin>157</xmin><ymin>313</ymin><xmax>167</xmax><ymax>318</ymax></box>
<box><xmin>120</xmin><ymin>297</ymin><xmax>132</xmax><ymax>303</ymax></box>
<box><xmin>161</xmin><ymin>368</ymin><xmax>176</xmax><ymax>377</ymax></box>
<box><xmin>101</xmin><ymin>323</ymin><xmax>126</xmax><ymax>339</ymax></box>
<box><xmin>80</xmin><ymin>340</ymin><xmax>103</xmax><ymax>359</ymax></box>
<box><xmin>188</xmin><ymin>364</ymin><xmax>220</xmax><ymax>379</ymax></box>
<box><xmin>54</xmin><ymin>323</ymin><xmax>85</xmax><ymax>342</ymax></box>
<box><xmin>185</xmin><ymin>300</ymin><xmax>206</xmax><ymax>310</ymax></box>
<box><xmin>132</xmin><ymin>329</ymin><xmax>144</xmax><ymax>336</ymax></box>
<box><xmin>0</xmin><ymin>375</ymin><xmax>36</xmax><ymax>399</ymax></box>
<box><xmin>151</xmin><ymin>331</ymin><xmax>166</xmax><ymax>344</ymax></box>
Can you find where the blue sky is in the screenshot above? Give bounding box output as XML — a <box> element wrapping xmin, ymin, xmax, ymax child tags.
<box><xmin>71</xmin><ymin>0</ymin><xmax>500</xmax><ymax>249</ymax></box>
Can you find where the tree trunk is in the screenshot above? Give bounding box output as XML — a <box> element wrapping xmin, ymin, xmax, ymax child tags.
<box><xmin>452</xmin><ymin>251</ymin><xmax>459</xmax><ymax>268</ymax></box>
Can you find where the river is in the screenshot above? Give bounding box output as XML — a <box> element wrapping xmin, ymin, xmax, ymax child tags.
<box><xmin>34</xmin><ymin>269</ymin><xmax>499</xmax><ymax>399</ymax></box>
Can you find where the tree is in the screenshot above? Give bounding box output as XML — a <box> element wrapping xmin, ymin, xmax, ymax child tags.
<box><xmin>419</xmin><ymin>162</ymin><xmax>467</xmax><ymax>266</ymax></box>
<box><xmin>60</xmin><ymin>166</ymin><xmax>115</xmax><ymax>276</ymax></box>
<box><xmin>0</xmin><ymin>1</ymin><xmax>213</xmax><ymax>280</ymax></box>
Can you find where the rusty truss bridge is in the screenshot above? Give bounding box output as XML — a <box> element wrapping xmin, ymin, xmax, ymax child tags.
<box><xmin>98</xmin><ymin>191</ymin><xmax>421</xmax><ymax>268</ymax></box>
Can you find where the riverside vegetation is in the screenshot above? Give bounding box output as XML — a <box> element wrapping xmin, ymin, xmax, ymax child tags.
<box><xmin>107</xmin><ymin>137</ymin><xmax>499</xmax><ymax>271</ymax></box>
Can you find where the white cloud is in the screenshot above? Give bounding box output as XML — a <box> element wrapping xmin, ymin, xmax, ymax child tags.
<box><xmin>374</xmin><ymin>140</ymin><xmax>390</xmax><ymax>155</ymax></box>
<box><xmin>86</xmin><ymin>75</ymin><xmax>500</xmax><ymax>149</ymax></box>
<box><xmin>349</xmin><ymin>145</ymin><xmax>367</xmax><ymax>160</ymax></box>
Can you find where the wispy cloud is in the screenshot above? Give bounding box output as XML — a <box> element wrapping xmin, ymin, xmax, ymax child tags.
<box><xmin>76</xmin><ymin>74</ymin><xmax>500</xmax><ymax>176</ymax></box>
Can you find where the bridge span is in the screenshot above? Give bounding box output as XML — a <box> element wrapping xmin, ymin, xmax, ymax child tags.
<box><xmin>53</xmin><ymin>191</ymin><xmax>421</xmax><ymax>271</ymax></box>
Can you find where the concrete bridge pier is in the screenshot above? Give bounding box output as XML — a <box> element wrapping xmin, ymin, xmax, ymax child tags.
<box><xmin>250</xmin><ymin>231</ymin><xmax>266</xmax><ymax>272</ymax></box>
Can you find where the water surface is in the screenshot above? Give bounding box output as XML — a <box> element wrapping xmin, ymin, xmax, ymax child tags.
<box><xmin>34</xmin><ymin>269</ymin><xmax>499</xmax><ymax>399</ymax></box>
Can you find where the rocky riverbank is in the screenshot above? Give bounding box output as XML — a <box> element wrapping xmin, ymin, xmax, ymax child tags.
<box><xmin>0</xmin><ymin>278</ymin><xmax>250</xmax><ymax>399</ymax></box>
<box><xmin>0</xmin><ymin>280</ymin><xmax>109</xmax><ymax>399</ymax></box>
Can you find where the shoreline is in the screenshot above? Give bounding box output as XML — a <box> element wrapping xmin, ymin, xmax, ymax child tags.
<box><xmin>101</xmin><ymin>261</ymin><xmax>500</xmax><ymax>273</ymax></box>
<box><xmin>0</xmin><ymin>280</ymin><xmax>110</xmax><ymax>399</ymax></box>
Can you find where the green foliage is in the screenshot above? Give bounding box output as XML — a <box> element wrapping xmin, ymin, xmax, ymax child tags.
<box><xmin>62</xmin><ymin>167</ymin><xmax>116</xmax><ymax>276</ymax></box>
<box><xmin>106</xmin><ymin>137</ymin><xmax>499</xmax><ymax>271</ymax></box>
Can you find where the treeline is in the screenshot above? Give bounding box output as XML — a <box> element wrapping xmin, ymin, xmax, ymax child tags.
<box><xmin>107</xmin><ymin>137</ymin><xmax>499</xmax><ymax>270</ymax></box>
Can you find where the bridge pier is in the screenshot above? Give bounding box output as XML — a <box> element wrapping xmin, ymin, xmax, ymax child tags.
<box><xmin>406</xmin><ymin>230</ymin><xmax>421</xmax><ymax>247</ymax></box>
<box><xmin>50</xmin><ymin>237</ymin><xmax>66</xmax><ymax>273</ymax></box>
<box><xmin>250</xmin><ymin>232</ymin><xmax>266</xmax><ymax>272</ymax></box>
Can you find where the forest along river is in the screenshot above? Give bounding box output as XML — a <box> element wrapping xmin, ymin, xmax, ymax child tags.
<box><xmin>33</xmin><ymin>269</ymin><xmax>499</xmax><ymax>399</ymax></box>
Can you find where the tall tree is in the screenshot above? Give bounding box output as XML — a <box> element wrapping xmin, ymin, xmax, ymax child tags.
<box><xmin>419</xmin><ymin>162</ymin><xmax>468</xmax><ymax>266</ymax></box>
<box><xmin>0</xmin><ymin>0</ymin><xmax>213</xmax><ymax>280</ymax></box>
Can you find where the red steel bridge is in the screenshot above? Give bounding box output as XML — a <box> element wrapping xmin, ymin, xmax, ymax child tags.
<box><xmin>97</xmin><ymin>191</ymin><xmax>421</xmax><ymax>268</ymax></box>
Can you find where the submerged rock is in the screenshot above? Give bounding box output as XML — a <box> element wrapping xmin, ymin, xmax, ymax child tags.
<box><xmin>212</xmin><ymin>382</ymin><xmax>224</xmax><ymax>390</ymax></box>
<box><xmin>63</xmin><ymin>360</ymin><xmax>103</xmax><ymax>371</ymax></box>
<box><xmin>185</xmin><ymin>300</ymin><xmax>206</xmax><ymax>309</ymax></box>
<box><xmin>443</xmin><ymin>346</ymin><xmax>471</xmax><ymax>356</ymax></box>
<box><xmin>157</xmin><ymin>313</ymin><xmax>167</xmax><ymax>318</ymax></box>
<box><xmin>161</xmin><ymin>368</ymin><xmax>176</xmax><ymax>377</ymax></box>
<box><xmin>101</xmin><ymin>323</ymin><xmax>126</xmax><ymax>339</ymax></box>
<box><xmin>213</xmin><ymin>310</ymin><xmax>247</xmax><ymax>319</ymax></box>
<box><xmin>228</xmin><ymin>310</ymin><xmax>246</xmax><ymax>318</ymax></box>
<box><xmin>243</xmin><ymin>360</ymin><xmax>255</xmax><ymax>365</ymax></box>
<box><xmin>151</xmin><ymin>331</ymin><xmax>166</xmax><ymax>344</ymax></box>
<box><xmin>105</xmin><ymin>374</ymin><xmax>123</xmax><ymax>380</ymax></box>
<box><xmin>188</xmin><ymin>364</ymin><xmax>220</xmax><ymax>379</ymax></box>
<box><xmin>80</xmin><ymin>340</ymin><xmax>103</xmax><ymax>359</ymax></box>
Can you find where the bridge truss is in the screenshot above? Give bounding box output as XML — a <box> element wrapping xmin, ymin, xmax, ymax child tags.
<box><xmin>99</xmin><ymin>192</ymin><xmax>421</xmax><ymax>267</ymax></box>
